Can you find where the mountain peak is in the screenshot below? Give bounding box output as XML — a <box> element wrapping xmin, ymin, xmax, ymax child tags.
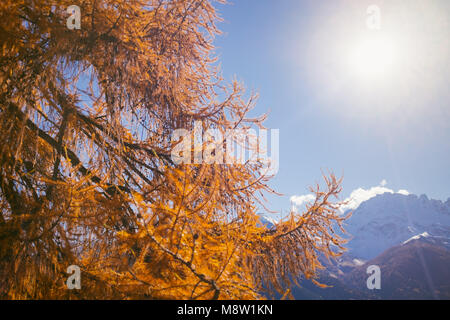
<box><xmin>402</xmin><ymin>232</ymin><xmax>430</xmax><ymax>245</ymax></box>
<box><xmin>344</xmin><ymin>192</ymin><xmax>450</xmax><ymax>259</ymax></box>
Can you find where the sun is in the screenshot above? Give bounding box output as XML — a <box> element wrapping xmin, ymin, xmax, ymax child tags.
<box><xmin>349</xmin><ymin>34</ymin><xmax>397</xmax><ymax>80</ymax></box>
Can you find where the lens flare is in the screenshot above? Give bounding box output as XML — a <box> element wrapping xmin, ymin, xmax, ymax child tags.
<box><xmin>350</xmin><ymin>35</ymin><xmax>397</xmax><ymax>79</ymax></box>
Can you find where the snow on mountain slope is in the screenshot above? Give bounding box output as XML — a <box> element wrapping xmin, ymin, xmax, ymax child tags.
<box><xmin>258</xmin><ymin>215</ymin><xmax>277</xmax><ymax>229</ymax></box>
<box><xmin>402</xmin><ymin>231</ymin><xmax>450</xmax><ymax>250</ymax></box>
<box><xmin>343</xmin><ymin>192</ymin><xmax>450</xmax><ymax>260</ymax></box>
<box><xmin>403</xmin><ymin>232</ymin><xmax>430</xmax><ymax>245</ymax></box>
<box><xmin>344</xmin><ymin>238</ymin><xmax>450</xmax><ymax>299</ymax></box>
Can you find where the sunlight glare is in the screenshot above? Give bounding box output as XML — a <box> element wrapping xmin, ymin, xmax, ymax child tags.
<box><xmin>350</xmin><ymin>35</ymin><xmax>397</xmax><ymax>79</ymax></box>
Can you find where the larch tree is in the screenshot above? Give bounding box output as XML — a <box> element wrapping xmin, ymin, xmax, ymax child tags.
<box><xmin>0</xmin><ymin>0</ymin><xmax>350</xmax><ymax>299</ymax></box>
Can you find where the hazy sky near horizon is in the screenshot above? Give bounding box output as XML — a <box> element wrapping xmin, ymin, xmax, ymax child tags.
<box><xmin>213</xmin><ymin>0</ymin><xmax>450</xmax><ymax>214</ymax></box>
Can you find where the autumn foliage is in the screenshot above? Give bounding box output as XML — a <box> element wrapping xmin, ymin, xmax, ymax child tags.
<box><xmin>0</xmin><ymin>0</ymin><xmax>350</xmax><ymax>299</ymax></box>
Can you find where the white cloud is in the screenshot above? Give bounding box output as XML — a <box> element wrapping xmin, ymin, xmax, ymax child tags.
<box><xmin>290</xmin><ymin>179</ymin><xmax>410</xmax><ymax>214</ymax></box>
<box><xmin>290</xmin><ymin>194</ymin><xmax>315</xmax><ymax>212</ymax></box>
<box><xmin>340</xmin><ymin>185</ymin><xmax>394</xmax><ymax>212</ymax></box>
<box><xmin>340</xmin><ymin>180</ymin><xmax>410</xmax><ymax>212</ymax></box>
<box><xmin>291</xmin><ymin>185</ymin><xmax>391</xmax><ymax>213</ymax></box>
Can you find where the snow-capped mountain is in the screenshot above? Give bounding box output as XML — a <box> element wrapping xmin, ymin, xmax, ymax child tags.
<box><xmin>343</xmin><ymin>193</ymin><xmax>450</xmax><ymax>260</ymax></box>
<box><xmin>289</xmin><ymin>192</ymin><xmax>450</xmax><ymax>299</ymax></box>
<box><xmin>402</xmin><ymin>231</ymin><xmax>450</xmax><ymax>250</ymax></box>
<box><xmin>343</xmin><ymin>237</ymin><xmax>450</xmax><ymax>300</ymax></box>
<box><xmin>258</xmin><ymin>215</ymin><xmax>277</xmax><ymax>229</ymax></box>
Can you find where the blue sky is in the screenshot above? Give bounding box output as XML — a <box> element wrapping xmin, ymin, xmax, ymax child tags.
<box><xmin>212</xmin><ymin>0</ymin><xmax>450</xmax><ymax>214</ymax></box>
